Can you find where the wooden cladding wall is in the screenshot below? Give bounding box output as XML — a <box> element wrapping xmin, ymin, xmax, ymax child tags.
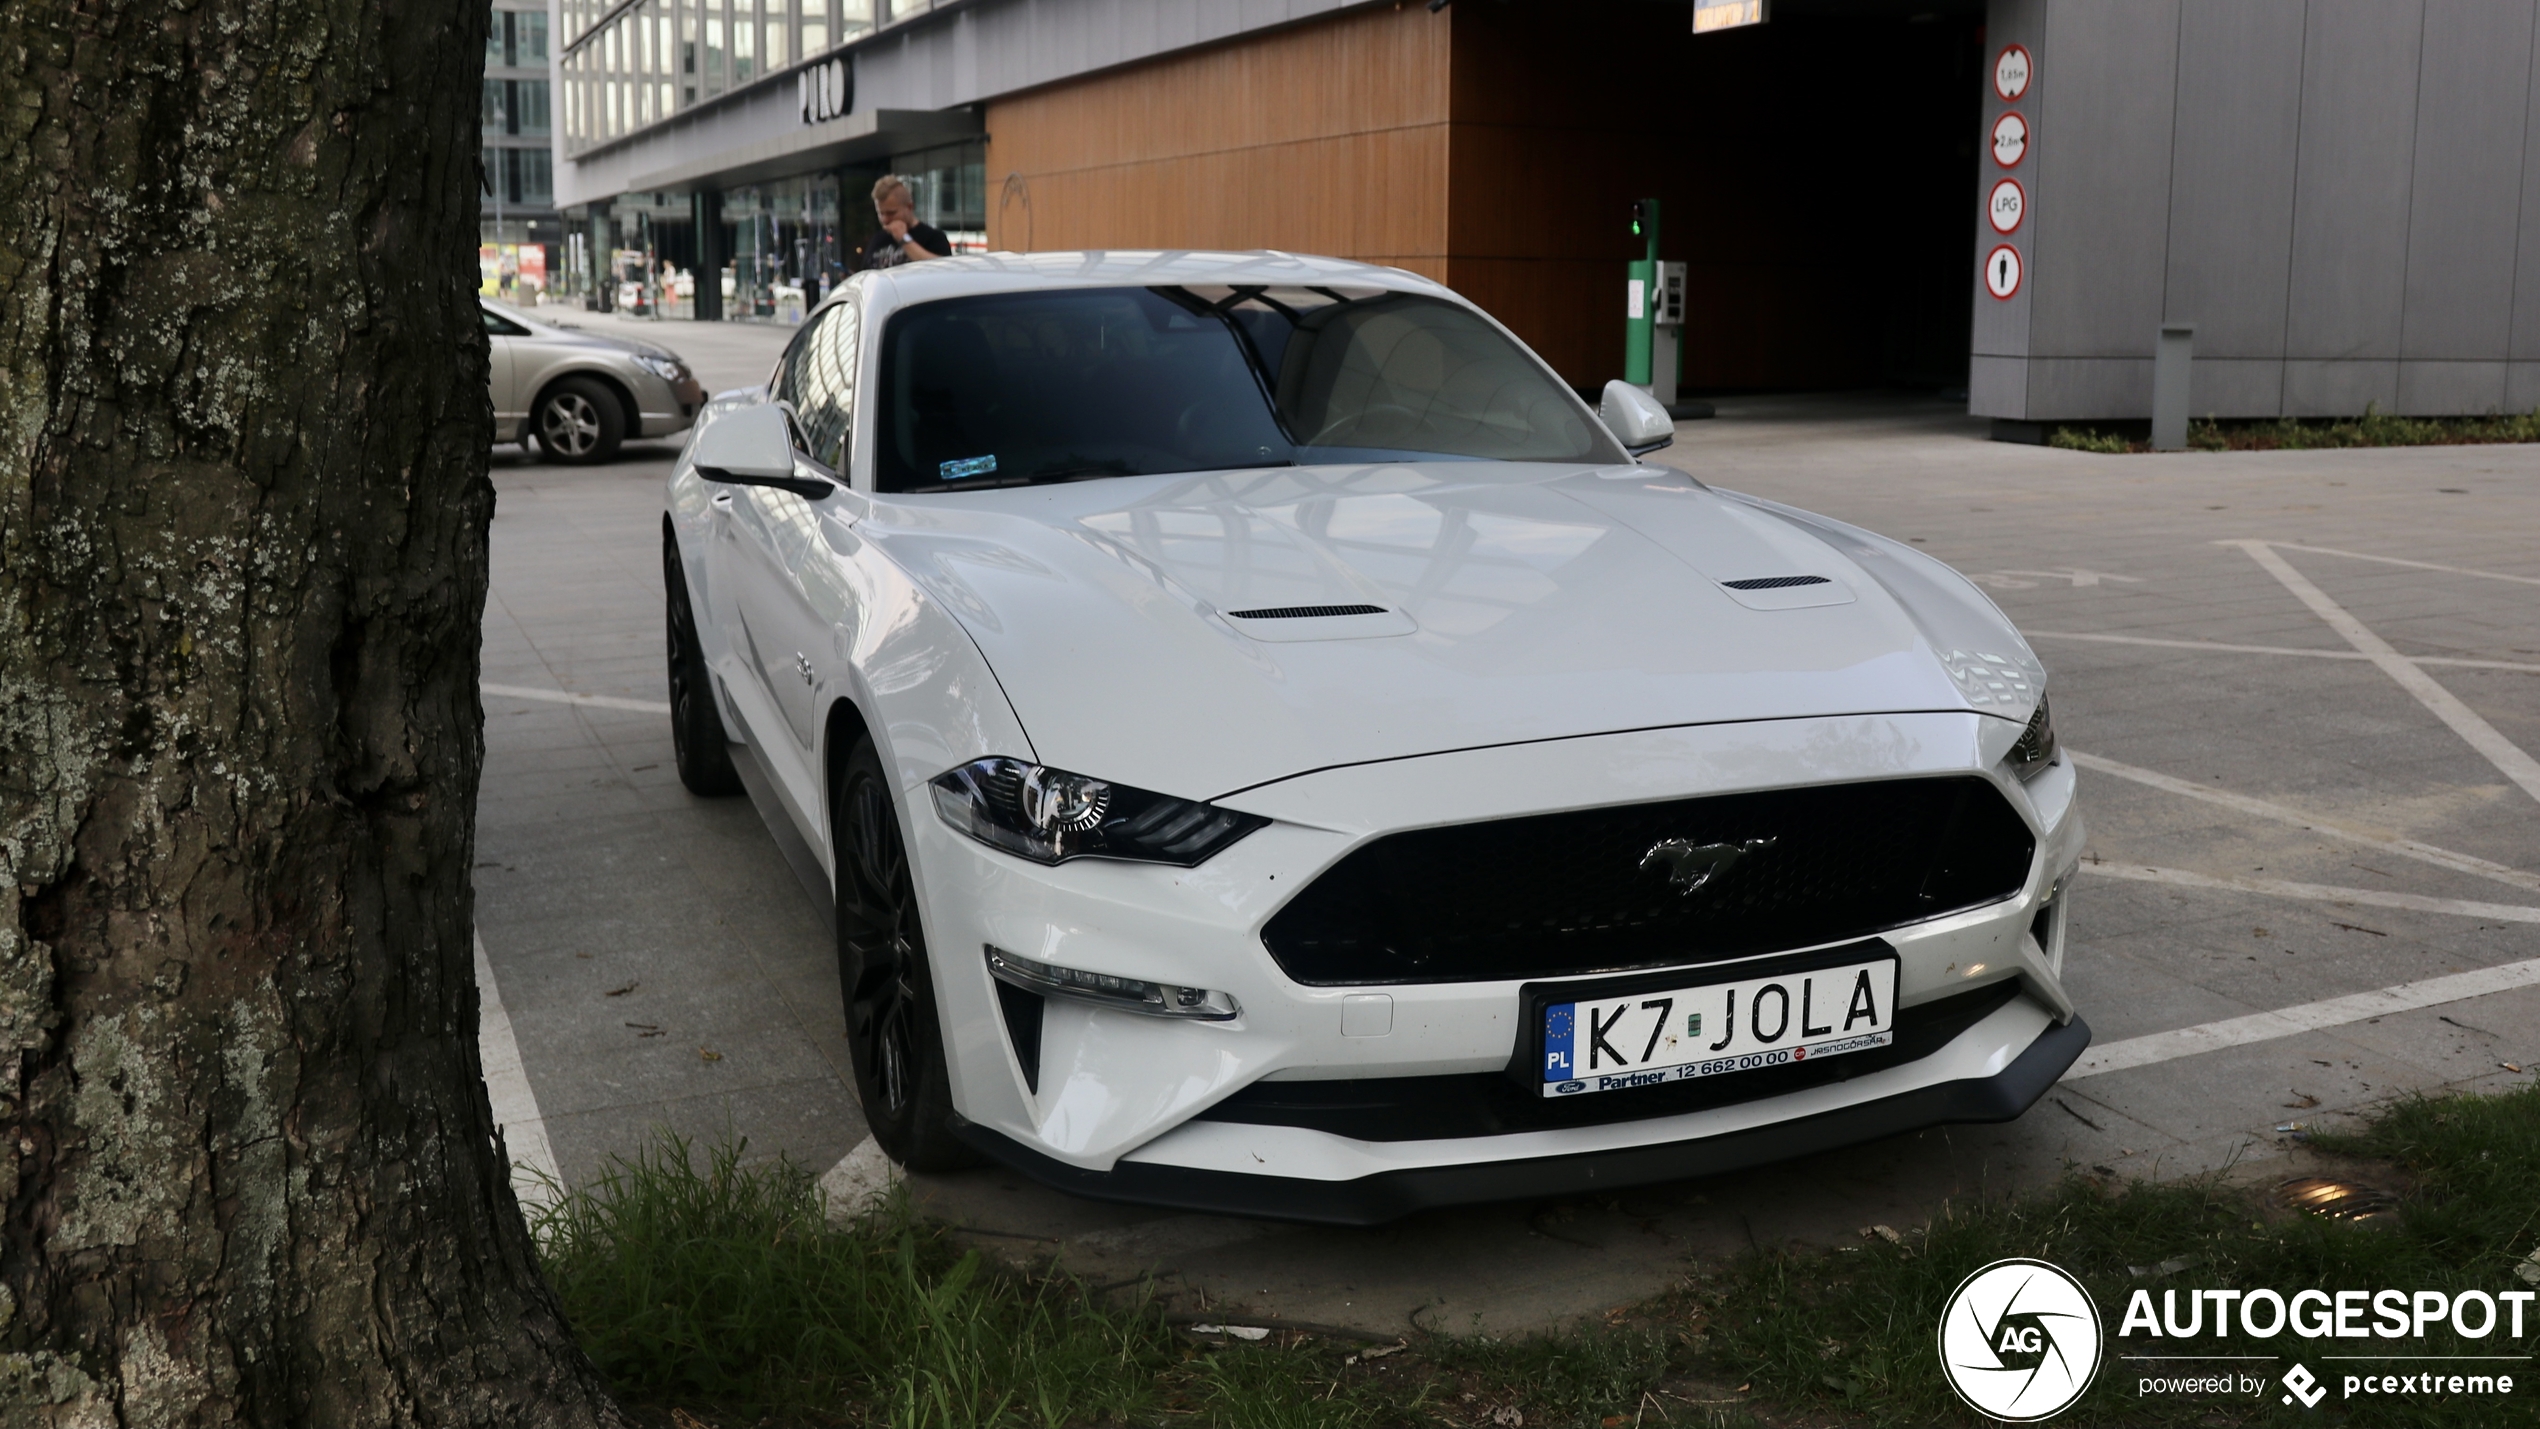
<box><xmin>984</xmin><ymin>4</ymin><xmax>1451</xmax><ymax>277</ymax></box>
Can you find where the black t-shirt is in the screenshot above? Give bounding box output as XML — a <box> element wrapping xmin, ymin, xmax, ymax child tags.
<box><xmin>861</xmin><ymin>222</ymin><xmax>952</xmax><ymax>270</ymax></box>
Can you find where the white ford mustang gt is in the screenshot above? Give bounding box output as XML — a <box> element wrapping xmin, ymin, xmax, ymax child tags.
<box><xmin>663</xmin><ymin>250</ymin><xmax>2086</xmax><ymax>1225</ymax></box>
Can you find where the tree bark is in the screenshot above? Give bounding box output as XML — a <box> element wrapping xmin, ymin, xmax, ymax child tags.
<box><xmin>0</xmin><ymin>0</ymin><xmax>625</xmax><ymax>1421</ymax></box>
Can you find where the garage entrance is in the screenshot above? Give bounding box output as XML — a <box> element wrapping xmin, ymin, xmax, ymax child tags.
<box><xmin>1444</xmin><ymin>0</ymin><xmax>1987</xmax><ymax>394</ymax></box>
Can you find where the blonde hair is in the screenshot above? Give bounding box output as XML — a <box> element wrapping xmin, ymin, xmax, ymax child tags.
<box><xmin>871</xmin><ymin>174</ymin><xmax>912</xmax><ymax>207</ymax></box>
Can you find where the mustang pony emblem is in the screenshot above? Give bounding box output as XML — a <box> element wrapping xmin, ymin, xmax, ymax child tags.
<box><xmin>1641</xmin><ymin>836</ymin><xmax>1777</xmax><ymax>894</ymax></box>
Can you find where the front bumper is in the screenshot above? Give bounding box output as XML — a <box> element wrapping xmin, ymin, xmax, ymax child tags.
<box><xmin>954</xmin><ymin>1005</ymin><xmax>2090</xmax><ymax>1226</ymax></box>
<box><xmin>908</xmin><ymin>710</ymin><xmax>2085</xmax><ymax>1216</ymax></box>
<box><xmin>635</xmin><ymin>370</ymin><xmax>706</xmax><ymax>437</ymax></box>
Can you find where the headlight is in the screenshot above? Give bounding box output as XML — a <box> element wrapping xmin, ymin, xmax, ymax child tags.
<box><xmin>634</xmin><ymin>354</ymin><xmax>686</xmax><ymax>381</ymax></box>
<box><xmin>929</xmin><ymin>757</ymin><xmax>1267</xmax><ymax>866</ymax></box>
<box><xmin>2008</xmin><ymin>695</ymin><xmax>2058</xmax><ymax>780</ymax></box>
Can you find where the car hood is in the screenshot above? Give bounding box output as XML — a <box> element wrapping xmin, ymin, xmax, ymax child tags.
<box><xmin>858</xmin><ymin>461</ymin><xmax>2043</xmax><ymax>800</ymax></box>
<box><xmin>525</xmin><ymin>322</ymin><xmax>681</xmax><ymax>364</ymax></box>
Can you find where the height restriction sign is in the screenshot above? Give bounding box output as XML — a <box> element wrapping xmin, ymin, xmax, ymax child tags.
<box><xmin>1991</xmin><ymin>112</ymin><xmax>2029</xmax><ymax>167</ymax></box>
<box><xmin>1987</xmin><ymin>178</ymin><xmax>2025</xmax><ymax>234</ymax></box>
<box><xmin>1994</xmin><ymin>45</ymin><xmax>2032</xmax><ymax>100</ymax></box>
<box><xmin>1985</xmin><ymin>244</ymin><xmax>2023</xmax><ymax>300</ymax></box>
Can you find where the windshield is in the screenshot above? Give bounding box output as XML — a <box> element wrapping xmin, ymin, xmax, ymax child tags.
<box><xmin>873</xmin><ymin>284</ymin><xmax>1619</xmax><ymax>493</ymax></box>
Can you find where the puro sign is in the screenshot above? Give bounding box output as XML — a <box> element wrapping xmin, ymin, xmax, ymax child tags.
<box><xmin>799</xmin><ymin>56</ymin><xmax>851</xmax><ymax>126</ymax></box>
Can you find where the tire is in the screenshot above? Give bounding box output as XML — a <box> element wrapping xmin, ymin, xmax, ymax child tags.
<box><xmin>663</xmin><ymin>526</ymin><xmax>743</xmax><ymax>797</ymax></box>
<box><xmin>534</xmin><ymin>375</ymin><xmax>626</xmax><ymax>464</ymax></box>
<box><xmin>833</xmin><ymin>736</ymin><xmax>980</xmax><ymax>1171</ymax></box>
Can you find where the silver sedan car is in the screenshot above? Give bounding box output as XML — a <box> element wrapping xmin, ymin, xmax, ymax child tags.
<box><xmin>481</xmin><ymin>299</ymin><xmax>706</xmax><ymax>464</ymax></box>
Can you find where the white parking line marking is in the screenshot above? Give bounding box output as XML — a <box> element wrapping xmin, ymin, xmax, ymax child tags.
<box><xmin>2065</xmin><ymin>956</ymin><xmax>2540</xmax><ymax>1080</ymax></box>
<box><xmin>1994</xmin><ymin>568</ymin><xmax>2144</xmax><ymax>587</ymax></box>
<box><xmin>2268</xmin><ymin>542</ymin><xmax>2540</xmax><ymax>589</ymax></box>
<box><xmin>482</xmin><ymin>682</ymin><xmax>672</xmax><ymax>715</ymax></box>
<box><xmin>476</xmin><ymin>932</ymin><xmax>565</xmax><ymax>1209</ymax></box>
<box><xmin>2079</xmin><ymin>861</ymin><xmax>2540</xmax><ymax>923</ymax></box>
<box><xmin>2224</xmin><ymin>540</ymin><xmax>2540</xmax><ymax>805</ymax></box>
<box><xmin>2031</xmin><ymin>631</ymin><xmax>2540</xmax><ymax>675</ymax></box>
<box><xmin>2069</xmin><ymin>751</ymin><xmax>2540</xmax><ymax>897</ymax></box>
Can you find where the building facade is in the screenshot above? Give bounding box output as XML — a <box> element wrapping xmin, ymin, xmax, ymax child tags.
<box><xmin>548</xmin><ymin>0</ymin><xmax>2540</xmax><ymax>419</ymax></box>
<box><xmin>484</xmin><ymin>0</ymin><xmax>562</xmax><ymax>298</ymax></box>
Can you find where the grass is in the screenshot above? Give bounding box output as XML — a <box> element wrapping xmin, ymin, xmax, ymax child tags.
<box><xmin>1692</xmin><ymin>1082</ymin><xmax>2540</xmax><ymax>1426</ymax></box>
<box><xmin>534</xmin><ymin>1082</ymin><xmax>2540</xmax><ymax>1427</ymax></box>
<box><xmin>531</xmin><ymin>1135</ymin><xmax>1634</xmax><ymax>1427</ymax></box>
<box><xmin>2046</xmin><ymin>404</ymin><xmax>2540</xmax><ymax>453</ymax></box>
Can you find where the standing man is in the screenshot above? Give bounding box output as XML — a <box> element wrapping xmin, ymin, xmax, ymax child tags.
<box><xmin>861</xmin><ymin>174</ymin><xmax>953</xmax><ymax>269</ymax></box>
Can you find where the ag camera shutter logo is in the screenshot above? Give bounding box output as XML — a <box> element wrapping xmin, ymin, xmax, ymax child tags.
<box><xmin>1939</xmin><ymin>1258</ymin><xmax>2103</xmax><ymax>1421</ymax></box>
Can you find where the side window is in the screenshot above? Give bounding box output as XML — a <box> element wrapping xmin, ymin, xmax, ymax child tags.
<box><xmin>770</xmin><ymin>313</ymin><xmax>824</xmax><ymax>410</ymax></box>
<box><xmin>792</xmin><ymin>300</ymin><xmax>861</xmax><ymax>474</ymax></box>
<box><xmin>481</xmin><ymin>307</ymin><xmax>529</xmax><ymax>336</ymax></box>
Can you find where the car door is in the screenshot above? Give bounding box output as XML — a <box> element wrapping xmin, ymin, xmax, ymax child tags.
<box><xmin>709</xmin><ymin>300</ymin><xmax>865</xmax><ymax>819</ymax></box>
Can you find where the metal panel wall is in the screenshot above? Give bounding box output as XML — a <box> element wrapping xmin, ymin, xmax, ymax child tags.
<box><xmin>2280</xmin><ymin>0</ymin><xmax>2422</xmax><ymax>416</ymax></box>
<box><xmin>2161</xmin><ymin>0</ymin><xmax>2306</xmax><ymax>418</ymax></box>
<box><xmin>2516</xmin><ymin>11</ymin><xmax>2540</xmax><ymax>411</ymax></box>
<box><xmin>1979</xmin><ymin>0</ymin><xmax>2540</xmax><ymax>420</ymax></box>
<box><xmin>1968</xmin><ymin>0</ymin><xmax>2043</xmax><ymax>418</ymax></box>
<box><xmin>2395</xmin><ymin>0</ymin><xmax>2533</xmax><ymax>413</ymax></box>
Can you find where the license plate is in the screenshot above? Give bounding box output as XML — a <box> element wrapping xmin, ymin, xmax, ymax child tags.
<box><xmin>1538</xmin><ymin>952</ymin><xmax>1897</xmax><ymax>1097</ymax></box>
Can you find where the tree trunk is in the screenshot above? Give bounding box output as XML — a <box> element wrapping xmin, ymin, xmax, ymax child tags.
<box><xmin>0</xmin><ymin>0</ymin><xmax>626</xmax><ymax>1420</ymax></box>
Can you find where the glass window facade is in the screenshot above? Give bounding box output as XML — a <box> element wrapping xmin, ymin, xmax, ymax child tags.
<box><xmin>896</xmin><ymin>141</ymin><xmax>988</xmax><ymax>252</ymax></box>
<box><xmin>562</xmin><ymin>0</ymin><xmax>875</xmax><ymax>155</ymax></box>
<box><xmin>724</xmin><ymin>175</ymin><xmax>846</xmax><ymax>323</ymax></box>
<box><xmin>484</xmin><ymin>1</ymin><xmax>565</xmax><ymax>294</ymax></box>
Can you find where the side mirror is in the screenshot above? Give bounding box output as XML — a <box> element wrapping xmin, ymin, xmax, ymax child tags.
<box><xmin>1599</xmin><ymin>380</ymin><xmax>1676</xmax><ymax>456</ymax></box>
<box><xmin>691</xmin><ymin>403</ymin><xmax>835</xmax><ymax>499</ymax></box>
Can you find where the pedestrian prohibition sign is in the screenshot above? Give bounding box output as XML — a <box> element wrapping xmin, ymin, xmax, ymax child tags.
<box><xmin>1985</xmin><ymin>244</ymin><xmax>2023</xmax><ymax>300</ymax></box>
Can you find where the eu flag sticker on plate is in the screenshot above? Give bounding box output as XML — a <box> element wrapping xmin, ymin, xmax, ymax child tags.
<box><xmin>939</xmin><ymin>454</ymin><xmax>998</xmax><ymax>480</ymax></box>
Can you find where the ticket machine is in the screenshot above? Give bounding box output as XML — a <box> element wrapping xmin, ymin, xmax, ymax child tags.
<box><xmin>1623</xmin><ymin>199</ymin><xmax>1685</xmax><ymax>407</ymax></box>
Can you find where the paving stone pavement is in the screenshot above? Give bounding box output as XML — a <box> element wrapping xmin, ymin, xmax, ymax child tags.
<box><xmin>473</xmin><ymin>355</ymin><xmax>2540</xmax><ymax>1338</ymax></box>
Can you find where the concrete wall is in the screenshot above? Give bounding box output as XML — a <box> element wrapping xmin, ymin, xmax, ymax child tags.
<box><xmin>1976</xmin><ymin>0</ymin><xmax>2540</xmax><ymax>421</ymax></box>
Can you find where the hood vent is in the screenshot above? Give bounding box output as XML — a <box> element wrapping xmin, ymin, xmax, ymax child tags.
<box><xmin>1227</xmin><ymin>604</ymin><xmax>1388</xmax><ymax>619</ymax></box>
<box><xmin>1722</xmin><ymin>575</ymin><xmax>1831</xmax><ymax>590</ymax></box>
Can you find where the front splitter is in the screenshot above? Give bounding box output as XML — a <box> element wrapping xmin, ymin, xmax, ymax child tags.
<box><xmin>952</xmin><ymin>1014</ymin><xmax>2091</xmax><ymax>1227</ymax></box>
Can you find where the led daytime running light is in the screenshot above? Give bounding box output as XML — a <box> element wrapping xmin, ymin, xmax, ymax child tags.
<box><xmin>984</xmin><ymin>945</ymin><xmax>1239</xmax><ymax>1021</ymax></box>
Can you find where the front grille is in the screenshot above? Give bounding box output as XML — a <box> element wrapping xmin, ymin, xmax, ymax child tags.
<box><xmin>1199</xmin><ymin>981</ymin><xmax>2021</xmax><ymax>1140</ymax></box>
<box><xmin>1227</xmin><ymin>604</ymin><xmax>1388</xmax><ymax>619</ymax></box>
<box><xmin>1722</xmin><ymin>575</ymin><xmax>1831</xmax><ymax>590</ymax></box>
<box><xmin>1260</xmin><ymin>776</ymin><xmax>2035</xmax><ymax>985</ymax></box>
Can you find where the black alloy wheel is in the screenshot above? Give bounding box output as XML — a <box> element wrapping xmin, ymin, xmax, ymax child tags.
<box><xmin>833</xmin><ymin>736</ymin><xmax>978</xmax><ymax>1171</ymax></box>
<box><xmin>535</xmin><ymin>375</ymin><xmax>626</xmax><ymax>464</ymax></box>
<box><xmin>662</xmin><ymin>524</ymin><xmax>743</xmax><ymax>797</ymax></box>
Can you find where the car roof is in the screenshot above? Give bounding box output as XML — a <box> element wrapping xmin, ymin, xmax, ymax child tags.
<box><xmin>865</xmin><ymin>249</ymin><xmax>1452</xmax><ymax>307</ymax></box>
